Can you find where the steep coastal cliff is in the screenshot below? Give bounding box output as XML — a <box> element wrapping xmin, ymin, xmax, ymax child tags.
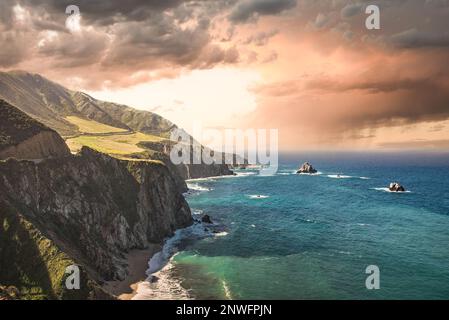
<box><xmin>0</xmin><ymin>147</ymin><xmax>192</xmax><ymax>299</ymax></box>
<box><xmin>0</xmin><ymin>202</ymin><xmax>110</xmax><ymax>300</ymax></box>
<box><xmin>0</xmin><ymin>77</ymin><xmax>230</xmax><ymax>300</ymax></box>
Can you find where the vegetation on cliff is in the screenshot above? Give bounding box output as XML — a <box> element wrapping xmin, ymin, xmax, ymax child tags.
<box><xmin>0</xmin><ymin>146</ymin><xmax>192</xmax><ymax>299</ymax></box>
<box><xmin>0</xmin><ymin>202</ymin><xmax>109</xmax><ymax>299</ymax></box>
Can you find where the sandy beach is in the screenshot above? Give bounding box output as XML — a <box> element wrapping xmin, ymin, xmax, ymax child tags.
<box><xmin>103</xmin><ymin>244</ymin><xmax>161</xmax><ymax>300</ymax></box>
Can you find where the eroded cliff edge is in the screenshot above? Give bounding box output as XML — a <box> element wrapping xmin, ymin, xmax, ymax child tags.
<box><xmin>0</xmin><ymin>99</ymin><xmax>70</xmax><ymax>160</ymax></box>
<box><xmin>0</xmin><ymin>147</ymin><xmax>192</xmax><ymax>299</ymax></box>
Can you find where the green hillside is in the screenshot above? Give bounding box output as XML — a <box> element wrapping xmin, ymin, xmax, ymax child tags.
<box><xmin>0</xmin><ymin>201</ymin><xmax>106</xmax><ymax>300</ymax></box>
<box><xmin>0</xmin><ymin>71</ymin><xmax>175</xmax><ymax>138</ymax></box>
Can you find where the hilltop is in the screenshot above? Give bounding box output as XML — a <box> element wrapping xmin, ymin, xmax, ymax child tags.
<box><xmin>0</xmin><ymin>71</ymin><xmax>174</xmax><ymax>137</ymax></box>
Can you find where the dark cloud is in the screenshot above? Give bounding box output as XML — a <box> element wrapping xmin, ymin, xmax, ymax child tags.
<box><xmin>0</xmin><ymin>0</ymin><xmax>15</xmax><ymax>28</ymax></box>
<box><xmin>378</xmin><ymin>139</ymin><xmax>449</xmax><ymax>150</ymax></box>
<box><xmin>1</xmin><ymin>0</ymin><xmax>449</xmax><ymax>92</ymax></box>
<box><xmin>102</xmin><ymin>12</ymin><xmax>239</xmax><ymax>70</ymax></box>
<box><xmin>304</xmin><ymin>77</ymin><xmax>436</xmax><ymax>94</ymax></box>
<box><xmin>38</xmin><ymin>30</ymin><xmax>109</xmax><ymax>68</ymax></box>
<box><xmin>251</xmin><ymin>52</ymin><xmax>449</xmax><ymax>140</ymax></box>
<box><xmin>340</xmin><ymin>3</ymin><xmax>364</xmax><ymax>18</ymax></box>
<box><xmin>390</xmin><ymin>28</ymin><xmax>449</xmax><ymax>48</ymax></box>
<box><xmin>229</xmin><ymin>0</ymin><xmax>297</xmax><ymax>23</ymax></box>
<box><xmin>23</xmin><ymin>0</ymin><xmax>185</xmax><ymax>25</ymax></box>
<box><xmin>103</xmin><ymin>14</ymin><xmax>211</xmax><ymax>67</ymax></box>
<box><xmin>0</xmin><ymin>0</ymin><xmax>243</xmax><ymax>86</ymax></box>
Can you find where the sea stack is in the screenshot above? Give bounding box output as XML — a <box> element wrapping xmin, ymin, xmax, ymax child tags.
<box><xmin>389</xmin><ymin>182</ymin><xmax>406</xmax><ymax>192</ymax></box>
<box><xmin>297</xmin><ymin>162</ymin><xmax>318</xmax><ymax>174</ymax></box>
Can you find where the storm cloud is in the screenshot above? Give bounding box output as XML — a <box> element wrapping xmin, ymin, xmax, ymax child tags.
<box><xmin>229</xmin><ymin>0</ymin><xmax>297</xmax><ymax>23</ymax></box>
<box><xmin>0</xmin><ymin>0</ymin><xmax>449</xmax><ymax>149</ymax></box>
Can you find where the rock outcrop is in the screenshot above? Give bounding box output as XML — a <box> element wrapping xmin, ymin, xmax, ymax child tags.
<box><xmin>0</xmin><ymin>99</ymin><xmax>70</xmax><ymax>160</ymax></box>
<box><xmin>0</xmin><ymin>131</ymin><xmax>71</xmax><ymax>160</ymax></box>
<box><xmin>0</xmin><ymin>147</ymin><xmax>192</xmax><ymax>299</ymax></box>
<box><xmin>201</xmin><ymin>215</ymin><xmax>213</xmax><ymax>224</ymax></box>
<box><xmin>297</xmin><ymin>162</ymin><xmax>318</xmax><ymax>174</ymax></box>
<box><xmin>389</xmin><ymin>182</ymin><xmax>406</xmax><ymax>192</ymax></box>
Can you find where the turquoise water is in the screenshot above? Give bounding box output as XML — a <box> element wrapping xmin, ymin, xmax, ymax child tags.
<box><xmin>174</xmin><ymin>153</ymin><xmax>449</xmax><ymax>300</ymax></box>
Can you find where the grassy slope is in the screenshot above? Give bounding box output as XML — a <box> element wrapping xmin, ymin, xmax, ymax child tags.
<box><xmin>0</xmin><ymin>71</ymin><xmax>175</xmax><ymax>138</ymax></box>
<box><xmin>0</xmin><ymin>203</ymin><xmax>103</xmax><ymax>300</ymax></box>
<box><xmin>66</xmin><ymin>132</ymin><xmax>164</xmax><ymax>155</ymax></box>
<box><xmin>65</xmin><ymin>116</ymin><xmax>129</xmax><ymax>134</ymax></box>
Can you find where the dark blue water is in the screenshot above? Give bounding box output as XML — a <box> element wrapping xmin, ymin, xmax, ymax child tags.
<box><xmin>174</xmin><ymin>152</ymin><xmax>449</xmax><ymax>299</ymax></box>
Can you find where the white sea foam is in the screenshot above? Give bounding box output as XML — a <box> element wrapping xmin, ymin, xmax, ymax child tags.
<box><xmin>147</xmin><ymin>223</ymin><xmax>213</xmax><ymax>275</ymax></box>
<box><xmin>251</xmin><ymin>224</ymin><xmax>256</xmax><ymax>228</ymax></box>
<box><xmin>298</xmin><ymin>171</ymin><xmax>323</xmax><ymax>176</ymax></box>
<box><xmin>214</xmin><ymin>231</ymin><xmax>229</xmax><ymax>237</ymax></box>
<box><xmin>357</xmin><ymin>223</ymin><xmax>371</xmax><ymax>227</ymax></box>
<box><xmin>373</xmin><ymin>187</ymin><xmax>411</xmax><ymax>193</ymax></box>
<box><xmin>133</xmin><ymin>259</ymin><xmax>191</xmax><ymax>300</ymax></box>
<box><xmin>187</xmin><ymin>182</ymin><xmax>212</xmax><ymax>192</ymax></box>
<box><xmin>222</xmin><ymin>280</ymin><xmax>233</xmax><ymax>300</ymax></box>
<box><xmin>133</xmin><ymin>222</ymin><xmax>217</xmax><ymax>300</ymax></box>
<box><xmin>186</xmin><ymin>171</ymin><xmax>253</xmax><ymax>183</ymax></box>
<box><xmin>235</xmin><ymin>171</ymin><xmax>258</xmax><ymax>177</ymax></box>
<box><xmin>327</xmin><ymin>174</ymin><xmax>371</xmax><ymax>180</ymax></box>
<box><xmin>248</xmin><ymin>194</ymin><xmax>270</xmax><ymax>199</ymax></box>
<box><xmin>277</xmin><ymin>170</ymin><xmax>297</xmax><ymax>176</ymax></box>
<box><xmin>327</xmin><ymin>174</ymin><xmax>352</xmax><ymax>179</ymax></box>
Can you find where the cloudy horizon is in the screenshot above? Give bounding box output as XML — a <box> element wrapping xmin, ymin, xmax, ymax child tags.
<box><xmin>1</xmin><ymin>0</ymin><xmax>449</xmax><ymax>151</ymax></box>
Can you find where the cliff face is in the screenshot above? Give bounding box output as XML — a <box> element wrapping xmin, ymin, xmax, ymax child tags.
<box><xmin>0</xmin><ymin>131</ymin><xmax>71</xmax><ymax>160</ymax></box>
<box><xmin>136</xmin><ymin>141</ymin><xmax>234</xmax><ymax>181</ymax></box>
<box><xmin>0</xmin><ymin>202</ymin><xmax>110</xmax><ymax>300</ymax></box>
<box><xmin>0</xmin><ymin>99</ymin><xmax>71</xmax><ymax>160</ymax></box>
<box><xmin>0</xmin><ymin>147</ymin><xmax>192</xmax><ymax>298</ymax></box>
<box><xmin>175</xmin><ymin>162</ymin><xmax>234</xmax><ymax>180</ymax></box>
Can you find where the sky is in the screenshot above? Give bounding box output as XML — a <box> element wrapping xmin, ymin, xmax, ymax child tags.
<box><xmin>1</xmin><ymin>0</ymin><xmax>449</xmax><ymax>151</ymax></box>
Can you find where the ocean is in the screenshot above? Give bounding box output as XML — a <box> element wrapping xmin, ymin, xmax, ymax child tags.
<box><xmin>138</xmin><ymin>152</ymin><xmax>449</xmax><ymax>300</ymax></box>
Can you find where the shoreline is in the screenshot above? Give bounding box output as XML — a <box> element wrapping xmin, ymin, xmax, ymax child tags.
<box><xmin>103</xmin><ymin>245</ymin><xmax>161</xmax><ymax>300</ymax></box>
<box><xmin>104</xmin><ymin>178</ymin><xmax>230</xmax><ymax>300</ymax></box>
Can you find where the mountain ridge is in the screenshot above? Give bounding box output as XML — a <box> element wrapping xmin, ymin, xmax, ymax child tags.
<box><xmin>0</xmin><ymin>70</ymin><xmax>174</xmax><ymax>138</ymax></box>
<box><xmin>0</xmin><ymin>70</ymin><xmax>235</xmax><ymax>180</ymax></box>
